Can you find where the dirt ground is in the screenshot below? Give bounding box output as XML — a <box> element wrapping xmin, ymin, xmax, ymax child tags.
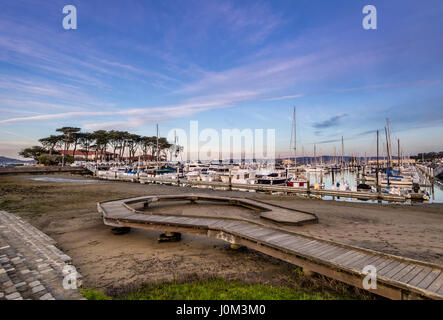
<box><xmin>0</xmin><ymin>173</ymin><xmax>442</xmax><ymax>294</ymax></box>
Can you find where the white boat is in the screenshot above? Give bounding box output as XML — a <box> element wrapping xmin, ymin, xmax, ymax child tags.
<box><xmin>286</xmin><ymin>174</ymin><xmax>307</xmax><ymax>188</ymax></box>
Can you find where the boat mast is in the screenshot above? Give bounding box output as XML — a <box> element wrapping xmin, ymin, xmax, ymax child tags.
<box><xmin>334</xmin><ymin>146</ymin><xmax>337</xmax><ymax>166</ymax></box>
<box><xmin>289</xmin><ymin>106</ymin><xmax>297</xmax><ymax>166</ymax></box>
<box><xmin>156</xmin><ymin>124</ymin><xmax>159</xmax><ymax>168</ymax></box>
<box><xmin>376</xmin><ymin>130</ymin><xmax>379</xmax><ymax>188</ymax></box>
<box><xmin>302</xmin><ymin>146</ymin><xmax>305</xmax><ymax>164</ymax></box>
<box><xmin>386</xmin><ymin>118</ymin><xmax>393</xmax><ymax>168</ymax></box>
<box><xmin>397</xmin><ymin>138</ymin><xmax>400</xmax><ymax>169</ymax></box>
<box><xmin>385</xmin><ymin>126</ymin><xmax>391</xmax><ymax>169</ymax></box>
<box><xmin>341</xmin><ymin>136</ymin><xmax>344</xmax><ymax>167</ymax></box>
<box><xmin>314</xmin><ymin>144</ymin><xmax>317</xmax><ymax>166</ymax></box>
<box><xmin>173</xmin><ymin>130</ymin><xmax>177</xmax><ymax>162</ymax></box>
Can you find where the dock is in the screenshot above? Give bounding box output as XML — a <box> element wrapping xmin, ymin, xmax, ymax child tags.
<box><xmin>98</xmin><ymin>194</ymin><xmax>443</xmax><ymax>300</ymax></box>
<box><xmin>93</xmin><ymin>170</ymin><xmax>409</xmax><ymax>202</ymax></box>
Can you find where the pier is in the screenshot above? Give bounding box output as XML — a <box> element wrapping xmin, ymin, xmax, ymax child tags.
<box><xmin>98</xmin><ymin>194</ymin><xmax>443</xmax><ymax>300</ymax></box>
<box><xmin>0</xmin><ymin>166</ymin><xmax>87</xmax><ymax>175</ymax></box>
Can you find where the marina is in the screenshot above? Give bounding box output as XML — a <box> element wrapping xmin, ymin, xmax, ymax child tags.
<box><xmin>87</xmin><ymin>162</ymin><xmax>441</xmax><ymax>204</ymax></box>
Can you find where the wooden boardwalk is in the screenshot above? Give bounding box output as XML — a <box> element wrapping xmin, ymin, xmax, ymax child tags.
<box><xmin>97</xmin><ymin>194</ymin><xmax>443</xmax><ymax>300</ymax></box>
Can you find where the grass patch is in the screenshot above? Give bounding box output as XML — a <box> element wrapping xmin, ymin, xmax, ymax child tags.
<box><xmin>81</xmin><ymin>278</ymin><xmax>361</xmax><ymax>300</ymax></box>
<box><xmin>80</xmin><ymin>288</ymin><xmax>112</xmax><ymax>300</ymax></box>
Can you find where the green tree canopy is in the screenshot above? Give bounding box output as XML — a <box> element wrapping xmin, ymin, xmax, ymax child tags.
<box><xmin>19</xmin><ymin>146</ymin><xmax>48</xmax><ymax>161</ymax></box>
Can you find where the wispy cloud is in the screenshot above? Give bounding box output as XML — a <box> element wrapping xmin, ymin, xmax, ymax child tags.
<box><xmin>312</xmin><ymin>114</ymin><xmax>348</xmax><ymax>130</ymax></box>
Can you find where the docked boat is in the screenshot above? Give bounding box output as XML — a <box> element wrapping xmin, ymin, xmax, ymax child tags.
<box><xmin>286</xmin><ymin>174</ymin><xmax>307</xmax><ymax>188</ymax></box>
<box><xmin>256</xmin><ymin>173</ymin><xmax>287</xmax><ymax>185</ymax></box>
<box><xmin>220</xmin><ymin>169</ymin><xmax>256</xmax><ymax>185</ymax></box>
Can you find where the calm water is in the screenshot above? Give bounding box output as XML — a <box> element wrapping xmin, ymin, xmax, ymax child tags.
<box><xmin>30</xmin><ymin>177</ymin><xmax>100</xmax><ymax>183</ymax></box>
<box><xmin>307</xmin><ymin>171</ymin><xmax>443</xmax><ymax>204</ymax></box>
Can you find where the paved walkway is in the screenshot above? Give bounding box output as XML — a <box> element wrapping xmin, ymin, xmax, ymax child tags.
<box><xmin>0</xmin><ymin>211</ymin><xmax>83</xmax><ymax>300</ymax></box>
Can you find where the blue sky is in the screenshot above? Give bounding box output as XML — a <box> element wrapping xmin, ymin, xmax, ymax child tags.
<box><xmin>1</xmin><ymin>0</ymin><xmax>443</xmax><ymax>159</ymax></box>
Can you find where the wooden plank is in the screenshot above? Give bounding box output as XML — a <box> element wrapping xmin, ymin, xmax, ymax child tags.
<box><xmin>391</xmin><ymin>264</ymin><xmax>417</xmax><ymax>282</ymax></box>
<box><xmin>276</xmin><ymin>236</ymin><xmax>312</xmax><ymax>248</ymax></box>
<box><xmin>416</xmin><ymin>269</ymin><xmax>441</xmax><ymax>290</ymax></box>
<box><xmin>297</xmin><ymin>242</ymin><xmax>330</xmax><ymax>256</ymax></box>
<box><xmin>165</xmin><ymin>217</ymin><xmax>194</xmax><ymax>225</ymax></box>
<box><xmin>133</xmin><ymin>214</ymin><xmax>162</xmax><ymax>222</ymax></box>
<box><xmin>378</xmin><ymin>261</ymin><xmax>402</xmax><ymax>276</ymax></box>
<box><xmin>310</xmin><ymin>244</ymin><xmax>342</xmax><ymax>259</ymax></box>
<box><xmin>286</xmin><ymin>240</ymin><xmax>320</xmax><ymax>252</ymax></box>
<box><xmin>228</xmin><ymin>225</ymin><xmax>261</xmax><ymax>237</ymax></box>
<box><xmin>152</xmin><ymin>215</ymin><xmax>177</xmax><ymax>222</ymax></box>
<box><xmin>249</xmin><ymin>229</ymin><xmax>279</xmax><ymax>240</ymax></box>
<box><xmin>259</xmin><ymin>232</ymin><xmax>288</xmax><ymax>243</ymax></box>
<box><xmin>226</xmin><ymin>223</ymin><xmax>255</xmax><ymax>233</ymax></box>
<box><xmin>341</xmin><ymin>252</ymin><xmax>371</xmax><ymax>269</ymax></box>
<box><xmin>279</xmin><ymin>237</ymin><xmax>314</xmax><ymax>250</ymax></box>
<box><xmin>190</xmin><ymin>218</ymin><xmax>218</xmax><ymax>226</ymax></box>
<box><xmin>318</xmin><ymin>247</ymin><xmax>350</xmax><ymax>260</ymax></box>
<box><xmin>426</xmin><ymin>272</ymin><xmax>443</xmax><ymax>294</ymax></box>
<box><xmin>336</xmin><ymin>250</ymin><xmax>364</xmax><ymax>265</ymax></box>
<box><xmin>288</xmin><ymin>240</ymin><xmax>323</xmax><ymax>253</ymax></box>
<box><xmin>408</xmin><ymin>268</ymin><xmax>433</xmax><ymax>287</ymax></box>
<box><xmin>304</xmin><ymin>243</ymin><xmax>338</xmax><ymax>257</ymax></box>
<box><xmin>347</xmin><ymin>254</ymin><xmax>381</xmax><ymax>271</ymax></box>
<box><xmin>267</xmin><ymin>234</ymin><xmax>299</xmax><ymax>247</ymax></box>
<box><xmin>219</xmin><ymin>221</ymin><xmax>248</xmax><ymax>230</ymax></box>
<box><xmin>172</xmin><ymin>217</ymin><xmax>197</xmax><ymax>224</ymax></box>
<box><xmin>330</xmin><ymin>250</ymin><xmax>359</xmax><ymax>264</ymax></box>
<box><xmin>382</xmin><ymin>262</ymin><xmax>409</xmax><ymax>279</ymax></box>
<box><xmin>238</xmin><ymin>226</ymin><xmax>270</xmax><ymax>237</ymax></box>
<box><xmin>398</xmin><ymin>265</ymin><xmax>424</xmax><ymax>283</ymax></box>
<box><xmin>370</xmin><ymin>258</ymin><xmax>396</xmax><ymax>274</ymax></box>
<box><xmin>208</xmin><ymin>220</ymin><xmax>234</xmax><ymax>228</ymax></box>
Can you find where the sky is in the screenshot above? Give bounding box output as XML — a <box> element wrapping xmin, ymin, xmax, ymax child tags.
<box><xmin>1</xmin><ymin>0</ymin><xmax>443</xmax><ymax>159</ymax></box>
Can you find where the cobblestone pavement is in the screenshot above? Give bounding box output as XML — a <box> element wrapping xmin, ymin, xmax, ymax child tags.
<box><xmin>0</xmin><ymin>211</ymin><xmax>84</xmax><ymax>300</ymax></box>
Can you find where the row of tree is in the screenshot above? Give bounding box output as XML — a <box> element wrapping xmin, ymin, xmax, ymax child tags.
<box><xmin>19</xmin><ymin>127</ymin><xmax>183</xmax><ymax>165</ymax></box>
<box><xmin>411</xmin><ymin>152</ymin><xmax>443</xmax><ymax>162</ymax></box>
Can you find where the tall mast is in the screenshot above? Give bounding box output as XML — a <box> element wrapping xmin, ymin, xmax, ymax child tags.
<box><xmin>397</xmin><ymin>139</ymin><xmax>401</xmax><ymax>169</ymax></box>
<box><xmin>386</xmin><ymin>118</ymin><xmax>392</xmax><ymax>167</ymax></box>
<box><xmin>314</xmin><ymin>144</ymin><xmax>317</xmax><ymax>166</ymax></box>
<box><xmin>302</xmin><ymin>146</ymin><xmax>305</xmax><ymax>164</ymax></box>
<box><xmin>156</xmin><ymin>124</ymin><xmax>159</xmax><ymax>168</ymax></box>
<box><xmin>385</xmin><ymin>126</ymin><xmax>391</xmax><ymax>169</ymax></box>
<box><xmin>289</xmin><ymin>106</ymin><xmax>297</xmax><ymax>165</ymax></box>
<box><xmin>376</xmin><ymin>130</ymin><xmax>379</xmax><ymax>188</ymax></box>
<box><xmin>334</xmin><ymin>146</ymin><xmax>337</xmax><ymax>165</ymax></box>
<box><xmin>173</xmin><ymin>130</ymin><xmax>177</xmax><ymax>162</ymax></box>
<box><xmin>341</xmin><ymin>136</ymin><xmax>344</xmax><ymax>167</ymax></box>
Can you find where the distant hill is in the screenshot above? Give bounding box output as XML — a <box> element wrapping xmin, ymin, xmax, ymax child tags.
<box><xmin>0</xmin><ymin>156</ymin><xmax>35</xmax><ymax>164</ymax></box>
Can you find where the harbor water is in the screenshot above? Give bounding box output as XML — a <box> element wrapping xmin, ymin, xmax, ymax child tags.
<box><xmin>307</xmin><ymin>170</ymin><xmax>443</xmax><ymax>204</ymax></box>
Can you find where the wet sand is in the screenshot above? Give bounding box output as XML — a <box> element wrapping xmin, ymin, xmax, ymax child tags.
<box><xmin>0</xmin><ymin>173</ymin><xmax>442</xmax><ymax>294</ymax></box>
